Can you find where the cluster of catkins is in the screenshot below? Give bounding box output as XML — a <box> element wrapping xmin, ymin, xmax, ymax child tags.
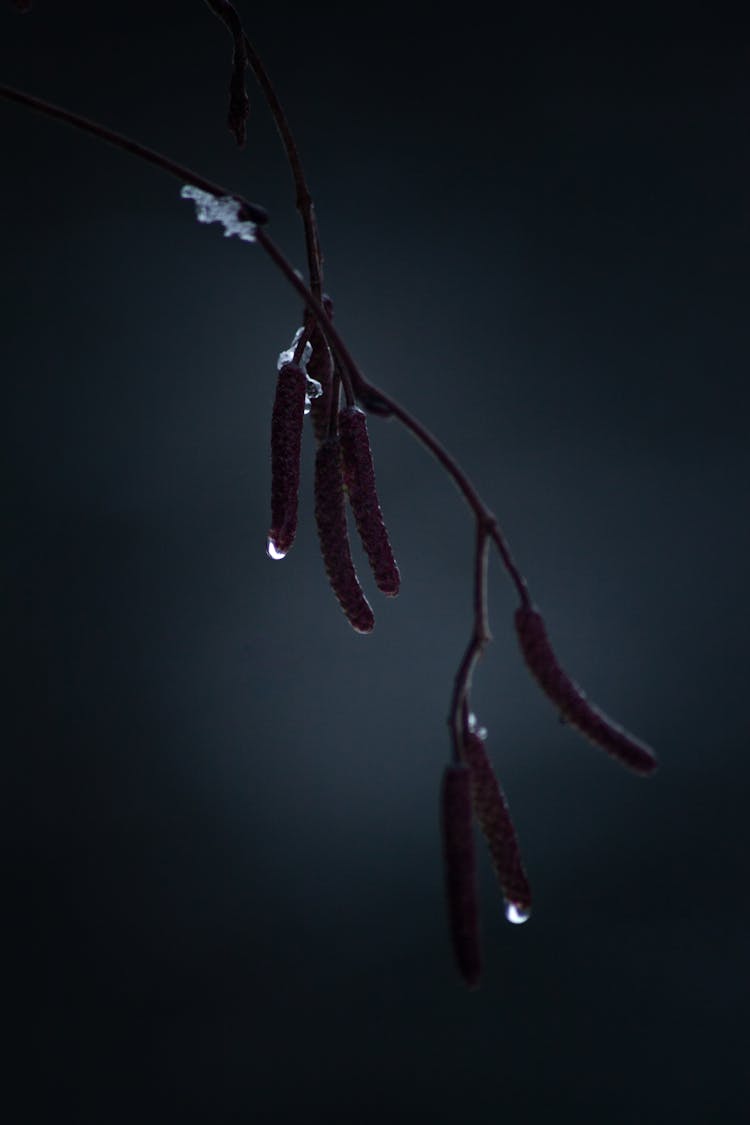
<box><xmin>268</xmin><ymin>307</ymin><xmax>657</xmax><ymax>991</ymax></box>
<box><xmin>4</xmin><ymin>0</ymin><xmax>658</xmax><ymax>997</ymax></box>
<box><xmin>442</xmin><ymin>613</ymin><xmax>657</xmax><ymax>988</ymax></box>
<box><xmin>268</xmin><ymin>304</ymin><xmax>399</xmax><ymax>628</ymax></box>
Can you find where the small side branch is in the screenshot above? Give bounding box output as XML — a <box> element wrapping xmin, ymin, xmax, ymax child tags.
<box><xmin>203</xmin><ymin>0</ymin><xmax>250</xmax><ymax>146</ymax></box>
<box><xmin>254</xmin><ymin>227</ymin><xmax>530</xmax><ymax>605</ymax></box>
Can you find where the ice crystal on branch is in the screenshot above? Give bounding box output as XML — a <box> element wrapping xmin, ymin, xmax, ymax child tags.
<box><xmin>276</xmin><ymin>327</ymin><xmax>322</xmax><ymax>414</ymax></box>
<box><xmin>180</xmin><ymin>184</ymin><xmax>257</xmax><ymax>242</ymax></box>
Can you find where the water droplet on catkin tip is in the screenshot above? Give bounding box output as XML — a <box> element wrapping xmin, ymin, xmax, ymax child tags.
<box><xmin>505</xmin><ymin>902</ymin><xmax>531</xmax><ymax>925</ymax></box>
<box><xmin>266</xmin><ymin>537</ymin><xmax>287</xmax><ymax>560</ymax></box>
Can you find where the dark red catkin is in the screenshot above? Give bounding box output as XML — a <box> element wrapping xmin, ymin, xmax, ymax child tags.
<box><xmin>308</xmin><ymin>296</ymin><xmax>334</xmax><ymax>443</ymax></box>
<box><xmin>441</xmin><ymin>762</ymin><xmax>482</xmax><ymax>989</ymax></box>
<box><xmin>338</xmin><ymin>406</ymin><xmax>400</xmax><ymax>597</ymax></box>
<box><xmin>268</xmin><ymin>361</ymin><xmax>307</xmax><ymax>559</ymax></box>
<box><xmin>461</xmin><ymin>731</ymin><xmax>531</xmax><ymax>920</ymax></box>
<box><xmin>314</xmin><ymin>436</ymin><xmax>375</xmax><ymax>633</ymax></box>
<box><xmin>514</xmin><ymin>605</ymin><xmax>657</xmax><ymax>776</ymax></box>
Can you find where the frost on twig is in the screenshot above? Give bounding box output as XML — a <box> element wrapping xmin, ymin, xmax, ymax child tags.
<box><xmin>180</xmin><ymin>184</ymin><xmax>257</xmax><ymax>242</ymax></box>
<box><xmin>276</xmin><ymin>327</ymin><xmax>322</xmax><ymax>415</ymax></box>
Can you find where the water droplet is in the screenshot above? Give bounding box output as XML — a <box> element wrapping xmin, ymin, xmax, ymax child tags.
<box><xmin>266</xmin><ymin>537</ymin><xmax>286</xmax><ymax>560</ymax></box>
<box><xmin>467</xmin><ymin>712</ymin><xmax>488</xmax><ymax>740</ymax></box>
<box><xmin>505</xmin><ymin>902</ymin><xmax>531</xmax><ymax>925</ymax></box>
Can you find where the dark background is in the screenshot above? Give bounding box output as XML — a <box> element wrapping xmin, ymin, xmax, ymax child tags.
<box><xmin>2</xmin><ymin>4</ymin><xmax>749</xmax><ymax>1122</ymax></box>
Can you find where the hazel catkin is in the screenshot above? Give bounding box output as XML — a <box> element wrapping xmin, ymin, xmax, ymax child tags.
<box><xmin>314</xmin><ymin>435</ymin><xmax>375</xmax><ymax>633</ymax></box>
<box><xmin>268</xmin><ymin>360</ymin><xmax>306</xmax><ymax>558</ymax></box>
<box><xmin>339</xmin><ymin>405</ymin><xmax>400</xmax><ymax>597</ymax></box>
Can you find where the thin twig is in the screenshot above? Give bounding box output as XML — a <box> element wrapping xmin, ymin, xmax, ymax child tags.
<box><xmin>0</xmin><ymin>84</ymin><xmax>268</xmax><ymax>225</ymax></box>
<box><xmin>1</xmin><ymin>72</ymin><xmax>652</xmax><ymax>782</ymax></box>
<box><xmin>3</xmin><ymin>24</ymin><xmax>658</xmax><ymax>986</ymax></box>
<box><xmin>241</xmin><ymin>31</ymin><xmax>323</xmax><ymax>298</ymax></box>
<box><xmin>450</xmin><ymin>523</ymin><xmax>492</xmax><ymax>761</ymax></box>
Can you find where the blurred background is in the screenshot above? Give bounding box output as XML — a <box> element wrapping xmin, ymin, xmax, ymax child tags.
<box><xmin>2</xmin><ymin>4</ymin><xmax>748</xmax><ymax>1122</ymax></box>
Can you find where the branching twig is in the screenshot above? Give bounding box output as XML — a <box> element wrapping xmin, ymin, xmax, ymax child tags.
<box><xmin>1</xmin><ymin>7</ymin><xmax>658</xmax><ymax>990</ymax></box>
<box><xmin>202</xmin><ymin>0</ymin><xmax>323</xmax><ymax>299</ymax></box>
<box><xmin>0</xmin><ymin>84</ymin><xmax>268</xmax><ymax>225</ymax></box>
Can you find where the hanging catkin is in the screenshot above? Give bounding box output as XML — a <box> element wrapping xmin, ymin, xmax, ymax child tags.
<box><xmin>314</xmin><ymin>435</ymin><xmax>375</xmax><ymax>633</ymax></box>
<box><xmin>339</xmin><ymin>405</ymin><xmax>400</xmax><ymax>597</ymax></box>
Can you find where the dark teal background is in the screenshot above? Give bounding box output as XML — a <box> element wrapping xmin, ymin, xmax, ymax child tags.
<box><xmin>2</xmin><ymin>4</ymin><xmax>748</xmax><ymax>1122</ymax></box>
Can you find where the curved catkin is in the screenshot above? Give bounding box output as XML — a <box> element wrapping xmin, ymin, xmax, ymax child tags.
<box><xmin>441</xmin><ymin>762</ymin><xmax>482</xmax><ymax>990</ymax></box>
<box><xmin>314</xmin><ymin>436</ymin><xmax>375</xmax><ymax>633</ymax></box>
<box><xmin>514</xmin><ymin>605</ymin><xmax>657</xmax><ymax>775</ymax></box>
<box><xmin>308</xmin><ymin>296</ymin><xmax>334</xmax><ymax>443</ymax></box>
<box><xmin>268</xmin><ymin>361</ymin><xmax>307</xmax><ymax>557</ymax></box>
<box><xmin>339</xmin><ymin>406</ymin><xmax>400</xmax><ymax>596</ymax></box>
<box><xmin>461</xmin><ymin>732</ymin><xmax>531</xmax><ymax>915</ymax></box>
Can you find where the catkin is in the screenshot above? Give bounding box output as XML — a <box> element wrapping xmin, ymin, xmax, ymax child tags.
<box><xmin>268</xmin><ymin>361</ymin><xmax>306</xmax><ymax>557</ymax></box>
<box><xmin>339</xmin><ymin>406</ymin><xmax>400</xmax><ymax>596</ymax></box>
<box><xmin>515</xmin><ymin>605</ymin><xmax>657</xmax><ymax>775</ymax></box>
<box><xmin>314</xmin><ymin>436</ymin><xmax>375</xmax><ymax>633</ymax></box>
<box><xmin>441</xmin><ymin>762</ymin><xmax>482</xmax><ymax>990</ymax></box>
<box><xmin>461</xmin><ymin>732</ymin><xmax>531</xmax><ymax>914</ymax></box>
